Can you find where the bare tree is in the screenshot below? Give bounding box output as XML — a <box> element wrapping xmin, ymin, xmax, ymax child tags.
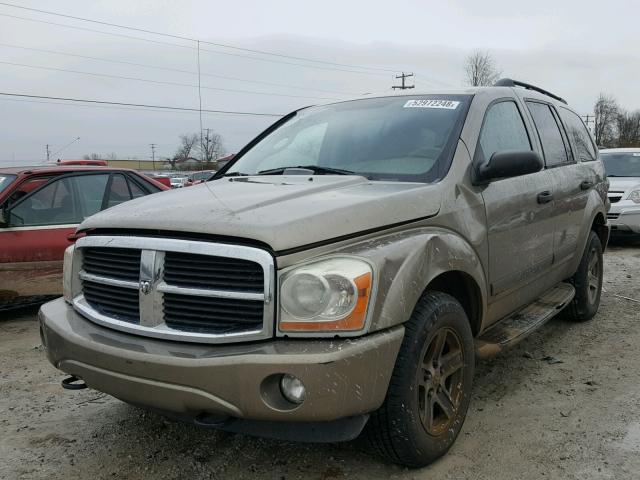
<box><xmin>82</xmin><ymin>153</ymin><xmax>103</xmax><ymax>160</ymax></box>
<box><xmin>616</xmin><ymin>110</ymin><xmax>640</xmax><ymax>148</ymax></box>
<box><xmin>170</xmin><ymin>133</ymin><xmax>199</xmax><ymax>169</ymax></box>
<box><xmin>464</xmin><ymin>50</ymin><xmax>501</xmax><ymax>86</ymax></box>
<box><xmin>198</xmin><ymin>130</ymin><xmax>225</xmax><ymax>166</ymax></box>
<box><xmin>593</xmin><ymin>93</ymin><xmax>619</xmax><ymax>147</ymax></box>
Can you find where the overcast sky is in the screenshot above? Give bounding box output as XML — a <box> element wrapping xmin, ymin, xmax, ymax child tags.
<box><xmin>1</xmin><ymin>0</ymin><xmax>638</xmax><ymax>166</ymax></box>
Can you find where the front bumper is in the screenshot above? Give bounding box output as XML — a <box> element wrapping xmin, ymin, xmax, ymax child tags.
<box><xmin>608</xmin><ymin>201</ymin><xmax>640</xmax><ymax>235</ymax></box>
<box><xmin>39</xmin><ymin>298</ymin><xmax>403</xmax><ymax>425</ymax></box>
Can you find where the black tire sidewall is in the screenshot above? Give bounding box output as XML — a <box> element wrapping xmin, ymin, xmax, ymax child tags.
<box><xmin>384</xmin><ymin>293</ymin><xmax>475</xmax><ymax>465</ymax></box>
<box><xmin>569</xmin><ymin>231</ymin><xmax>603</xmax><ymax>321</ymax></box>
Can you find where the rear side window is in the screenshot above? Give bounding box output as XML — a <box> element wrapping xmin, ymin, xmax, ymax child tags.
<box><xmin>478</xmin><ymin>101</ymin><xmax>531</xmax><ymax>162</ymax></box>
<box><xmin>558</xmin><ymin>107</ymin><xmax>597</xmax><ymax>162</ymax></box>
<box><xmin>72</xmin><ymin>174</ymin><xmax>110</xmax><ymax>218</ymax></box>
<box><xmin>127</xmin><ymin>177</ymin><xmax>147</xmax><ymax>198</ymax></box>
<box><xmin>526</xmin><ymin>102</ymin><xmax>570</xmax><ymax>167</ymax></box>
<box><xmin>106</xmin><ymin>174</ymin><xmax>132</xmax><ymax>208</ymax></box>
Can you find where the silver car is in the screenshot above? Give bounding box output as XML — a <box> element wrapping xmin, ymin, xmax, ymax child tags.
<box><xmin>601</xmin><ymin>148</ymin><xmax>640</xmax><ymax>238</ymax></box>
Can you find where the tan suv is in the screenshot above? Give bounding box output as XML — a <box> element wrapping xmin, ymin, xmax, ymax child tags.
<box><xmin>39</xmin><ymin>79</ymin><xmax>609</xmax><ymax>467</ymax></box>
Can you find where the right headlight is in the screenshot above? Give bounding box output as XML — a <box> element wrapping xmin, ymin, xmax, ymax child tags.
<box><xmin>628</xmin><ymin>190</ymin><xmax>640</xmax><ymax>204</ymax></box>
<box><xmin>278</xmin><ymin>257</ymin><xmax>373</xmax><ymax>333</ymax></box>
<box><xmin>62</xmin><ymin>244</ymin><xmax>75</xmax><ymax>303</ymax></box>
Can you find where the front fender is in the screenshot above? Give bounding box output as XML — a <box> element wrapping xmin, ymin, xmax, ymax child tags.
<box><xmin>329</xmin><ymin>227</ymin><xmax>488</xmax><ymax>333</ymax></box>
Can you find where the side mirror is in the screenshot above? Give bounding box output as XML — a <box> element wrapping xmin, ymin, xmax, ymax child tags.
<box><xmin>472</xmin><ymin>150</ymin><xmax>543</xmax><ymax>185</ymax></box>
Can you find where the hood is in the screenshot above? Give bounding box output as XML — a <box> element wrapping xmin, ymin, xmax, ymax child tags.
<box><xmin>607</xmin><ymin>177</ymin><xmax>640</xmax><ymax>193</ymax></box>
<box><xmin>80</xmin><ymin>175</ymin><xmax>441</xmax><ymax>252</ymax></box>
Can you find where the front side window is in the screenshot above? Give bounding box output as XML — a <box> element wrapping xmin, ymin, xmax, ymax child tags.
<box><xmin>225</xmin><ymin>95</ymin><xmax>472</xmax><ymax>182</ymax></box>
<box><xmin>9</xmin><ymin>177</ymin><xmax>76</xmax><ymax>226</ymax></box>
<box><xmin>601</xmin><ymin>152</ymin><xmax>640</xmax><ymax>177</ymax></box>
<box><xmin>477</xmin><ymin>101</ymin><xmax>532</xmax><ymax>162</ymax></box>
<box><xmin>558</xmin><ymin>107</ymin><xmax>597</xmax><ymax>162</ymax></box>
<box><xmin>527</xmin><ymin>102</ymin><xmax>570</xmax><ymax>167</ymax></box>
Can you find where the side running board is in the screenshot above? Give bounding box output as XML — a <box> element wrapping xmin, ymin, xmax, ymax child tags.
<box><xmin>475</xmin><ymin>282</ymin><xmax>575</xmax><ymax>359</ymax></box>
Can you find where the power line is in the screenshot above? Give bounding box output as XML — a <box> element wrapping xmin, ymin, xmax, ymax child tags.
<box><xmin>0</xmin><ymin>12</ymin><xmax>390</xmax><ymax>77</ymax></box>
<box><xmin>0</xmin><ymin>60</ymin><xmax>340</xmax><ymax>100</ymax></box>
<box><xmin>0</xmin><ymin>92</ymin><xmax>284</xmax><ymax>116</ymax></box>
<box><xmin>0</xmin><ymin>1</ymin><xmax>401</xmax><ymax>74</ymax></box>
<box><xmin>0</xmin><ymin>43</ymin><xmax>360</xmax><ymax>96</ymax></box>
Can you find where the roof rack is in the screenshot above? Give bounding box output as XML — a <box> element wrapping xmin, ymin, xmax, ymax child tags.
<box><xmin>494</xmin><ymin>78</ymin><xmax>567</xmax><ymax>105</ymax></box>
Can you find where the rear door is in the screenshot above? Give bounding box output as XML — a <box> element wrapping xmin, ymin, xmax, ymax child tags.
<box><xmin>0</xmin><ymin>173</ymin><xmax>110</xmax><ymax>301</ymax></box>
<box><xmin>478</xmin><ymin>99</ymin><xmax>557</xmax><ymax>300</ymax></box>
<box><xmin>526</xmin><ymin>101</ymin><xmax>590</xmax><ymax>268</ymax></box>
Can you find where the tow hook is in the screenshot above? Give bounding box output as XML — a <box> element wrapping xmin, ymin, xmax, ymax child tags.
<box><xmin>61</xmin><ymin>375</ymin><xmax>87</xmax><ymax>390</ymax></box>
<box><xmin>193</xmin><ymin>413</ymin><xmax>229</xmax><ymax>428</ymax></box>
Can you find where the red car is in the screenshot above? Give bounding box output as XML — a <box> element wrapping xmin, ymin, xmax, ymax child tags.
<box><xmin>0</xmin><ymin>165</ymin><xmax>168</xmax><ymax>309</ymax></box>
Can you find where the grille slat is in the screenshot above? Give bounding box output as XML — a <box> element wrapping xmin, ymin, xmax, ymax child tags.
<box><xmin>83</xmin><ymin>247</ymin><xmax>141</xmax><ymax>282</ymax></box>
<box><xmin>163</xmin><ymin>293</ymin><xmax>263</xmax><ymax>334</ymax></box>
<box><xmin>164</xmin><ymin>252</ymin><xmax>264</xmax><ymax>292</ymax></box>
<box><xmin>83</xmin><ymin>280</ymin><xmax>139</xmax><ymax>323</ymax></box>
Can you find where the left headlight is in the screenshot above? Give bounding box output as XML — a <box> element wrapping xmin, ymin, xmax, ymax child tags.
<box><xmin>62</xmin><ymin>244</ymin><xmax>75</xmax><ymax>303</ymax></box>
<box><xmin>279</xmin><ymin>257</ymin><xmax>373</xmax><ymax>333</ymax></box>
<box><xmin>628</xmin><ymin>190</ymin><xmax>640</xmax><ymax>204</ymax></box>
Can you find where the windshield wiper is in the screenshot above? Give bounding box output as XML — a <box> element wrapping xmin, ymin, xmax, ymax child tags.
<box><xmin>257</xmin><ymin>165</ymin><xmax>356</xmax><ymax>176</ymax></box>
<box><xmin>221</xmin><ymin>171</ymin><xmax>251</xmax><ymax>177</ymax></box>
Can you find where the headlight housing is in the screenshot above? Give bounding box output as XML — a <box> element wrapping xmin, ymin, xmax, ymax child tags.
<box><xmin>278</xmin><ymin>257</ymin><xmax>373</xmax><ymax>333</ymax></box>
<box><xmin>62</xmin><ymin>244</ymin><xmax>76</xmax><ymax>303</ymax></box>
<box><xmin>628</xmin><ymin>190</ymin><xmax>640</xmax><ymax>204</ymax></box>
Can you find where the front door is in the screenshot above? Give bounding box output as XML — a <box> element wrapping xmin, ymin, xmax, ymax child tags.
<box><xmin>0</xmin><ymin>173</ymin><xmax>110</xmax><ymax>302</ymax></box>
<box><xmin>477</xmin><ymin>100</ymin><xmax>557</xmax><ymax>300</ymax></box>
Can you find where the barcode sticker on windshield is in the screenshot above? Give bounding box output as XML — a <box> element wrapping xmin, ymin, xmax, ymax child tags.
<box><xmin>404</xmin><ymin>99</ymin><xmax>460</xmax><ymax>109</ymax></box>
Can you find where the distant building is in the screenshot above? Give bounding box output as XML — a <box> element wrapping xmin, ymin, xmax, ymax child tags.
<box><xmin>105</xmin><ymin>159</ymin><xmax>168</xmax><ymax>170</ymax></box>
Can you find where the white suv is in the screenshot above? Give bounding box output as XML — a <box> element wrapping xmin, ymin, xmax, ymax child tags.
<box><xmin>601</xmin><ymin>148</ymin><xmax>640</xmax><ymax>238</ymax></box>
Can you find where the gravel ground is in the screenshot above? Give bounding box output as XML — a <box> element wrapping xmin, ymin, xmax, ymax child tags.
<box><xmin>1</xmin><ymin>241</ymin><xmax>640</xmax><ymax>480</ymax></box>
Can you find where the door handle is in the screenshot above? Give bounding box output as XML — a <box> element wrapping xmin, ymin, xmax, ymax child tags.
<box><xmin>580</xmin><ymin>180</ymin><xmax>594</xmax><ymax>190</ymax></box>
<box><xmin>537</xmin><ymin>191</ymin><xmax>554</xmax><ymax>204</ymax></box>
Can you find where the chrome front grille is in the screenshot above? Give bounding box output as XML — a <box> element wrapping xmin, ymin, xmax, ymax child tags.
<box><xmin>608</xmin><ymin>192</ymin><xmax>624</xmax><ymax>204</ymax></box>
<box><xmin>71</xmin><ymin>236</ymin><xmax>274</xmax><ymax>344</ymax></box>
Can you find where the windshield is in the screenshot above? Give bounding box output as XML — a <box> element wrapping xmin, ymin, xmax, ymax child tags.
<box><xmin>601</xmin><ymin>152</ymin><xmax>640</xmax><ymax>177</ymax></box>
<box><xmin>225</xmin><ymin>95</ymin><xmax>471</xmax><ymax>182</ymax></box>
<box><xmin>0</xmin><ymin>174</ymin><xmax>16</xmax><ymax>194</ymax></box>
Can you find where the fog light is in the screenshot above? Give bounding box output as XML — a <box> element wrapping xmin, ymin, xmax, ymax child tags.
<box><xmin>280</xmin><ymin>374</ymin><xmax>306</xmax><ymax>404</ymax></box>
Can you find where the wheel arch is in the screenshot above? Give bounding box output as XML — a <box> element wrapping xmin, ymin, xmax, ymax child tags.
<box><xmin>423</xmin><ymin>270</ymin><xmax>483</xmax><ymax>336</ymax></box>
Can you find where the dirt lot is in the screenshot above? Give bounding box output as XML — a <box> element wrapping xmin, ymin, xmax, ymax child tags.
<box><xmin>1</xmin><ymin>242</ymin><xmax>640</xmax><ymax>480</ymax></box>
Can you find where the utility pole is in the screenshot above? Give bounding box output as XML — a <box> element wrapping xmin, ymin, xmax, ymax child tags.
<box><xmin>202</xmin><ymin>128</ymin><xmax>211</xmax><ymax>166</ymax></box>
<box><xmin>582</xmin><ymin>114</ymin><xmax>594</xmax><ymax>133</ymax></box>
<box><xmin>150</xmin><ymin>143</ymin><xmax>156</xmax><ymax>170</ymax></box>
<box><xmin>45</xmin><ymin>144</ymin><xmax>51</xmax><ymax>163</ymax></box>
<box><xmin>392</xmin><ymin>72</ymin><xmax>415</xmax><ymax>90</ymax></box>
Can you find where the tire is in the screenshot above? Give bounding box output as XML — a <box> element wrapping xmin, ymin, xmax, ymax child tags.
<box><xmin>564</xmin><ymin>231</ymin><xmax>603</xmax><ymax>322</ymax></box>
<box><xmin>365</xmin><ymin>291</ymin><xmax>475</xmax><ymax>468</ymax></box>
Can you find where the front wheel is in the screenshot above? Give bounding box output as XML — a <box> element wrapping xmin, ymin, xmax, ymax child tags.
<box><xmin>365</xmin><ymin>292</ymin><xmax>475</xmax><ymax>467</ymax></box>
<box><xmin>564</xmin><ymin>231</ymin><xmax>603</xmax><ymax>322</ymax></box>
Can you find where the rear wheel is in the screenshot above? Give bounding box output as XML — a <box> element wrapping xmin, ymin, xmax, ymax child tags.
<box><xmin>565</xmin><ymin>231</ymin><xmax>603</xmax><ymax>322</ymax></box>
<box><xmin>365</xmin><ymin>292</ymin><xmax>474</xmax><ymax>467</ymax></box>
